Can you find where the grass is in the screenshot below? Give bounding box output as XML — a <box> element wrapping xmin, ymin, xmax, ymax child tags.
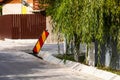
<box><xmin>55</xmin><ymin>54</ymin><xmax>74</xmax><ymax>61</ymax></box>
<box><xmin>98</xmin><ymin>67</ymin><xmax>120</xmax><ymax>75</ymax></box>
<box><xmin>55</xmin><ymin>53</ymin><xmax>85</xmax><ymax>63</ymax></box>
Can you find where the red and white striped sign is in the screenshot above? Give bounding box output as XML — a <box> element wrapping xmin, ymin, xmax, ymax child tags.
<box><xmin>33</xmin><ymin>30</ymin><xmax>49</xmax><ymax>54</ymax></box>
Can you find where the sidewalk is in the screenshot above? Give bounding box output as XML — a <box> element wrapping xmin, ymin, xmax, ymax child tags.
<box><xmin>0</xmin><ymin>39</ymin><xmax>103</xmax><ymax>80</ymax></box>
<box><xmin>0</xmin><ymin>39</ymin><xmax>120</xmax><ymax>80</ymax></box>
<box><xmin>39</xmin><ymin>43</ymin><xmax>120</xmax><ymax>80</ymax></box>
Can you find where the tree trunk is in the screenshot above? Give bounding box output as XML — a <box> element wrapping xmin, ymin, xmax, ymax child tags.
<box><xmin>110</xmin><ymin>39</ymin><xmax>119</xmax><ymax>69</ymax></box>
<box><xmin>73</xmin><ymin>34</ymin><xmax>80</xmax><ymax>62</ymax></box>
<box><xmin>63</xmin><ymin>37</ymin><xmax>67</xmax><ymax>54</ymax></box>
<box><xmin>70</xmin><ymin>40</ymin><xmax>74</xmax><ymax>54</ymax></box>
<box><xmin>74</xmin><ymin>45</ymin><xmax>80</xmax><ymax>62</ymax></box>
<box><xmin>87</xmin><ymin>43</ymin><xmax>95</xmax><ymax>66</ymax></box>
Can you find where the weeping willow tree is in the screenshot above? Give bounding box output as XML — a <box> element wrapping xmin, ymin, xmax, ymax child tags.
<box><xmin>102</xmin><ymin>0</ymin><xmax>120</xmax><ymax>69</ymax></box>
<box><xmin>40</xmin><ymin>0</ymin><xmax>120</xmax><ymax>68</ymax></box>
<box><xmin>45</xmin><ymin>0</ymin><xmax>84</xmax><ymax>61</ymax></box>
<box><xmin>44</xmin><ymin>0</ymin><xmax>104</xmax><ymax>62</ymax></box>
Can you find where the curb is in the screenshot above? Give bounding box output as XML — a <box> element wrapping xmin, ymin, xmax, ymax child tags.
<box><xmin>38</xmin><ymin>51</ymin><xmax>120</xmax><ymax>80</ymax></box>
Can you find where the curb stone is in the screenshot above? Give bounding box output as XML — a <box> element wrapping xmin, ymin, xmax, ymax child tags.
<box><xmin>113</xmin><ymin>76</ymin><xmax>120</xmax><ymax>80</ymax></box>
<box><xmin>38</xmin><ymin>51</ymin><xmax>120</xmax><ymax>80</ymax></box>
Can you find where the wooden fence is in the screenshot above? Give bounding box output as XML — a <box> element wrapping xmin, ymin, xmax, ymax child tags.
<box><xmin>0</xmin><ymin>13</ymin><xmax>46</xmax><ymax>39</ymax></box>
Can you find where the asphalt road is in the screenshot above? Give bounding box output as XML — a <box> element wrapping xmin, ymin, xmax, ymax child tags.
<box><xmin>0</xmin><ymin>40</ymin><xmax>103</xmax><ymax>80</ymax></box>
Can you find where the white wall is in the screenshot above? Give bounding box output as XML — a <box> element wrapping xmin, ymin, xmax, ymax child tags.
<box><xmin>2</xmin><ymin>3</ymin><xmax>33</xmax><ymax>15</ymax></box>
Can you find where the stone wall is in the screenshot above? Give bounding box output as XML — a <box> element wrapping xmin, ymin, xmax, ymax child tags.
<box><xmin>46</xmin><ymin>16</ymin><xmax>59</xmax><ymax>43</ymax></box>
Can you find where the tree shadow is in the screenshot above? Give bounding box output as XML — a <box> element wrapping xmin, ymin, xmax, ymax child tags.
<box><xmin>0</xmin><ymin>74</ymin><xmax>63</xmax><ymax>80</ymax></box>
<box><xmin>0</xmin><ymin>51</ymin><xmax>64</xmax><ymax>80</ymax></box>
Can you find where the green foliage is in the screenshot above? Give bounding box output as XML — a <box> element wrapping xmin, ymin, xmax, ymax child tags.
<box><xmin>103</xmin><ymin>0</ymin><xmax>120</xmax><ymax>42</ymax></box>
<box><xmin>0</xmin><ymin>5</ymin><xmax>2</xmax><ymax>10</ymax></box>
<box><xmin>0</xmin><ymin>5</ymin><xmax>2</xmax><ymax>15</ymax></box>
<box><xmin>45</xmin><ymin>0</ymin><xmax>105</xmax><ymax>44</ymax></box>
<box><xmin>44</xmin><ymin>0</ymin><xmax>120</xmax><ymax>65</ymax></box>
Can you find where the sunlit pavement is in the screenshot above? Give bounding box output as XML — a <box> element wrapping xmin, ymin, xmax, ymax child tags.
<box><xmin>0</xmin><ymin>40</ymin><xmax>103</xmax><ymax>80</ymax></box>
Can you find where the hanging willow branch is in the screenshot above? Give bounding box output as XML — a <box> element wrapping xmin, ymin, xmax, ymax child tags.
<box><xmin>45</xmin><ymin>0</ymin><xmax>120</xmax><ymax>65</ymax></box>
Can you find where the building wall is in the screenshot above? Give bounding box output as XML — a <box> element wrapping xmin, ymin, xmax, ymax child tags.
<box><xmin>0</xmin><ymin>0</ymin><xmax>3</xmax><ymax>3</ymax></box>
<box><xmin>4</xmin><ymin>0</ymin><xmax>33</xmax><ymax>4</ymax></box>
<box><xmin>46</xmin><ymin>16</ymin><xmax>61</xmax><ymax>43</ymax></box>
<box><xmin>3</xmin><ymin>4</ymin><xmax>22</xmax><ymax>15</ymax></box>
<box><xmin>2</xmin><ymin>0</ymin><xmax>33</xmax><ymax>15</ymax></box>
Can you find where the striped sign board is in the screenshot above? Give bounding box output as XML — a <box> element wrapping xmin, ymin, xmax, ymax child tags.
<box><xmin>33</xmin><ymin>30</ymin><xmax>49</xmax><ymax>54</ymax></box>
